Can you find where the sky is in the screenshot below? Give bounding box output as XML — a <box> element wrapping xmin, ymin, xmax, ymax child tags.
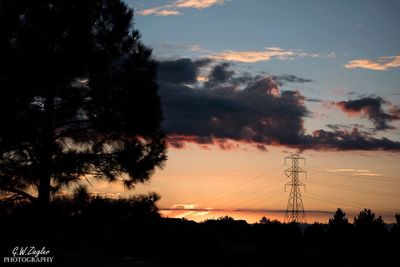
<box><xmin>99</xmin><ymin>0</ymin><xmax>400</xmax><ymax>223</ymax></box>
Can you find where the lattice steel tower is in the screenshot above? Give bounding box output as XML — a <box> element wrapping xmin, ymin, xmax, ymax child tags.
<box><xmin>284</xmin><ymin>153</ymin><xmax>307</xmax><ymax>223</ymax></box>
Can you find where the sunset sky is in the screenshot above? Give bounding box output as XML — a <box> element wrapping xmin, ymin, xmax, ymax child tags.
<box><xmin>92</xmin><ymin>0</ymin><xmax>400</xmax><ymax>223</ymax></box>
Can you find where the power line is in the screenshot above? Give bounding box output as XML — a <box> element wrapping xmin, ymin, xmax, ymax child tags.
<box><xmin>173</xmin><ymin>158</ymin><xmax>398</xmax><ymax>220</ymax></box>
<box><xmin>305</xmin><ymin>191</ymin><xmax>398</xmax><ymax>213</ymax></box>
<box><xmin>206</xmin><ymin>174</ymin><xmax>284</xmax><ymax>205</ymax></box>
<box><xmin>215</xmin><ymin>178</ymin><xmax>286</xmax><ymax>208</ymax></box>
<box><xmin>307</xmin><ymin>178</ymin><xmax>400</xmax><ymax>199</ymax></box>
<box><xmin>191</xmin><ymin>164</ymin><xmax>284</xmax><ymax>204</ymax></box>
<box><xmin>236</xmin><ymin>189</ymin><xmax>284</xmax><ymax>209</ymax></box>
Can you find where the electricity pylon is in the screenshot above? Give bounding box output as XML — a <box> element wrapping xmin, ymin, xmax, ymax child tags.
<box><xmin>284</xmin><ymin>153</ymin><xmax>307</xmax><ymax>223</ymax></box>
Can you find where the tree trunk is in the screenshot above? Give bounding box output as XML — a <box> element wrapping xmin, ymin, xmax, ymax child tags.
<box><xmin>38</xmin><ymin>89</ymin><xmax>55</xmax><ymax>206</ymax></box>
<box><xmin>38</xmin><ymin>172</ymin><xmax>51</xmax><ymax>206</ymax></box>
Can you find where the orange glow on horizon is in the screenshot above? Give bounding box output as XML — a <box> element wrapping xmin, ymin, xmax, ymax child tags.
<box><xmin>83</xmin><ymin>145</ymin><xmax>400</xmax><ymax>225</ymax></box>
<box><xmin>159</xmin><ymin>208</ymin><xmax>397</xmax><ymax>224</ymax></box>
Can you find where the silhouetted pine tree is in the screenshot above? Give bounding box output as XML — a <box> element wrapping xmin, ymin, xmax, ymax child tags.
<box><xmin>328</xmin><ymin>208</ymin><xmax>351</xmax><ymax>235</ymax></box>
<box><xmin>354</xmin><ymin>209</ymin><xmax>384</xmax><ymax>231</ymax></box>
<box><xmin>0</xmin><ymin>0</ymin><xmax>166</xmax><ymax>206</ymax></box>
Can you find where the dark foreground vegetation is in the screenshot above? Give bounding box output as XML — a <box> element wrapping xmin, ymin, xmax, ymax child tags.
<box><xmin>1</xmin><ymin>194</ymin><xmax>399</xmax><ymax>267</ymax></box>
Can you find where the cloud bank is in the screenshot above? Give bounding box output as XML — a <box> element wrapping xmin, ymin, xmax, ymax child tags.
<box><xmin>158</xmin><ymin>59</ymin><xmax>309</xmax><ymax>150</ymax></box>
<box><xmin>157</xmin><ymin>58</ymin><xmax>400</xmax><ymax>151</ymax></box>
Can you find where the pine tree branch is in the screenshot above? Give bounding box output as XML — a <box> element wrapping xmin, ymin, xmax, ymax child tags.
<box><xmin>0</xmin><ymin>187</ymin><xmax>37</xmax><ymax>202</ymax></box>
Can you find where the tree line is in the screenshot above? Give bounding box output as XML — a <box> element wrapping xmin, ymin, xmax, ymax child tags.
<box><xmin>1</xmin><ymin>194</ymin><xmax>399</xmax><ymax>266</ymax></box>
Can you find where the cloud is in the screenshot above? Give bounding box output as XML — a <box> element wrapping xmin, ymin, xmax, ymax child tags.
<box><xmin>137</xmin><ymin>7</ymin><xmax>182</xmax><ymax>16</ymax></box>
<box><xmin>204</xmin><ymin>62</ymin><xmax>235</xmax><ymax>87</ymax></box>
<box><xmin>326</xmin><ymin>123</ymin><xmax>367</xmax><ymax>131</ymax></box>
<box><xmin>356</xmin><ymin>172</ymin><xmax>384</xmax><ymax>177</ymax></box>
<box><xmin>344</xmin><ymin>55</ymin><xmax>400</xmax><ymax>71</ymax></box>
<box><xmin>326</xmin><ymin>168</ymin><xmax>383</xmax><ymax>177</ymax></box>
<box><xmin>157</xmin><ymin>58</ymin><xmax>400</xmax><ymax>151</ymax></box>
<box><xmin>155</xmin><ymin>9</ymin><xmax>182</xmax><ymax>16</ymax></box>
<box><xmin>161</xmin><ymin>205</ymin><xmax>214</xmax><ymax>219</ymax></box>
<box><xmin>158</xmin><ymin>58</ymin><xmax>309</xmax><ymax>148</ymax></box>
<box><xmin>271</xmin><ymin>74</ymin><xmax>313</xmax><ymax>86</ymax></box>
<box><xmin>176</xmin><ymin>0</ymin><xmax>224</xmax><ymax>9</ymax></box>
<box><xmin>187</xmin><ymin>44</ymin><xmax>205</xmax><ymax>52</ymax></box>
<box><xmin>389</xmin><ymin>105</ymin><xmax>400</xmax><ymax>118</ymax></box>
<box><xmin>302</xmin><ymin>127</ymin><xmax>400</xmax><ymax>151</ymax></box>
<box><xmin>306</xmin><ymin>98</ymin><xmax>323</xmax><ymax>103</ymax></box>
<box><xmin>336</xmin><ymin>97</ymin><xmax>400</xmax><ymax>131</ymax></box>
<box><xmin>208</xmin><ymin>47</ymin><xmax>298</xmax><ymax>63</ymax></box>
<box><xmin>172</xmin><ymin>203</ymin><xmax>197</xmax><ymax>209</ymax></box>
<box><xmin>158</xmin><ymin>58</ymin><xmax>212</xmax><ymax>84</ymax></box>
<box><xmin>137</xmin><ymin>0</ymin><xmax>225</xmax><ymax>16</ymax></box>
<box><xmin>327</xmin><ymin>168</ymin><xmax>370</xmax><ymax>173</ymax></box>
<box><xmin>207</xmin><ymin>47</ymin><xmax>326</xmax><ymax>63</ymax></box>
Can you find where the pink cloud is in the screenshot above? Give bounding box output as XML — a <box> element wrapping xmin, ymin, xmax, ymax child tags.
<box><xmin>137</xmin><ymin>0</ymin><xmax>225</xmax><ymax>16</ymax></box>
<box><xmin>137</xmin><ymin>7</ymin><xmax>181</xmax><ymax>16</ymax></box>
<box><xmin>207</xmin><ymin>47</ymin><xmax>327</xmax><ymax>63</ymax></box>
<box><xmin>176</xmin><ymin>0</ymin><xmax>224</xmax><ymax>9</ymax></box>
<box><xmin>208</xmin><ymin>48</ymin><xmax>296</xmax><ymax>63</ymax></box>
<box><xmin>344</xmin><ymin>55</ymin><xmax>400</xmax><ymax>71</ymax></box>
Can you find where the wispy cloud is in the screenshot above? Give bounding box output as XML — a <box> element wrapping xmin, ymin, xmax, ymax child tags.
<box><xmin>208</xmin><ymin>47</ymin><xmax>325</xmax><ymax>63</ymax></box>
<box><xmin>172</xmin><ymin>203</ymin><xmax>197</xmax><ymax>209</ymax></box>
<box><xmin>187</xmin><ymin>44</ymin><xmax>205</xmax><ymax>52</ymax></box>
<box><xmin>326</xmin><ymin>168</ymin><xmax>383</xmax><ymax>177</ymax></box>
<box><xmin>137</xmin><ymin>7</ymin><xmax>181</xmax><ymax>16</ymax></box>
<box><xmin>356</xmin><ymin>172</ymin><xmax>384</xmax><ymax>177</ymax></box>
<box><xmin>161</xmin><ymin>204</ymin><xmax>213</xmax><ymax>219</ymax></box>
<box><xmin>137</xmin><ymin>0</ymin><xmax>225</xmax><ymax>16</ymax></box>
<box><xmin>176</xmin><ymin>0</ymin><xmax>224</xmax><ymax>9</ymax></box>
<box><xmin>327</xmin><ymin>168</ymin><xmax>370</xmax><ymax>173</ymax></box>
<box><xmin>344</xmin><ymin>55</ymin><xmax>400</xmax><ymax>71</ymax></box>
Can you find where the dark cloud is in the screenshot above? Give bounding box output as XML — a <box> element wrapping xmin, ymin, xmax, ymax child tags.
<box><xmin>326</xmin><ymin>123</ymin><xmax>367</xmax><ymax>131</ymax></box>
<box><xmin>326</xmin><ymin>124</ymin><xmax>343</xmax><ymax>131</ymax></box>
<box><xmin>336</xmin><ymin>97</ymin><xmax>400</xmax><ymax>131</ymax></box>
<box><xmin>271</xmin><ymin>74</ymin><xmax>313</xmax><ymax>86</ymax></box>
<box><xmin>306</xmin><ymin>98</ymin><xmax>323</xmax><ymax>103</ymax></box>
<box><xmin>157</xmin><ymin>58</ymin><xmax>212</xmax><ymax>84</ymax></box>
<box><xmin>204</xmin><ymin>62</ymin><xmax>235</xmax><ymax>87</ymax></box>
<box><xmin>300</xmin><ymin>128</ymin><xmax>400</xmax><ymax>151</ymax></box>
<box><xmin>229</xmin><ymin>72</ymin><xmax>259</xmax><ymax>86</ymax></box>
<box><xmin>156</xmin><ymin>58</ymin><xmax>400</xmax><ymax>151</ymax></box>
<box><xmin>160</xmin><ymin>72</ymin><xmax>308</xmax><ymax>148</ymax></box>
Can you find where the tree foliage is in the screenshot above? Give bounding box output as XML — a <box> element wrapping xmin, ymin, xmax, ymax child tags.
<box><xmin>0</xmin><ymin>0</ymin><xmax>166</xmax><ymax>205</ymax></box>
<box><xmin>353</xmin><ymin>208</ymin><xmax>385</xmax><ymax>240</ymax></box>
<box><xmin>328</xmin><ymin>208</ymin><xmax>350</xmax><ymax>234</ymax></box>
<box><xmin>329</xmin><ymin>208</ymin><xmax>348</xmax><ymax>226</ymax></box>
<box><xmin>354</xmin><ymin>209</ymin><xmax>384</xmax><ymax>227</ymax></box>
